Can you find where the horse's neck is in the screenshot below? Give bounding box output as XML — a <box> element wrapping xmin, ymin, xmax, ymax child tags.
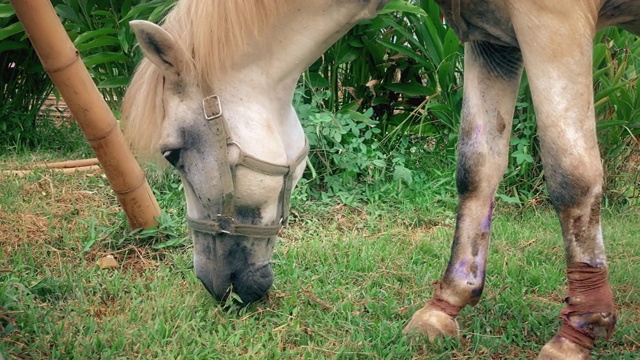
<box><xmin>255</xmin><ymin>1</ymin><xmax>384</xmax><ymax>88</ymax></box>
<box><xmin>215</xmin><ymin>0</ymin><xmax>386</xmax><ymax>160</ymax></box>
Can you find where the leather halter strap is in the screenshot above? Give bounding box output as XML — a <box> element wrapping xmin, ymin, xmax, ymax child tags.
<box><xmin>186</xmin><ymin>94</ymin><xmax>309</xmax><ymax>238</ymax></box>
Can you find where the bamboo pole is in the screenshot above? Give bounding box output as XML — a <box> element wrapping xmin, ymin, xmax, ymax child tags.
<box><xmin>3</xmin><ymin>165</ymin><xmax>102</xmax><ymax>177</ymax></box>
<box><xmin>20</xmin><ymin>158</ymin><xmax>100</xmax><ymax>170</ymax></box>
<box><xmin>10</xmin><ymin>0</ymin><xmax>161</xmax><ymax>229</ymax></box>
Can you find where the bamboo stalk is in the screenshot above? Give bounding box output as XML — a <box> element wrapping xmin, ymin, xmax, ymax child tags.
<box><xmin>10</xmin><ymin>0</ymin><xmax>161</xmax><ymax>229</ymax></box>
<box><xmin>19</xmin><ymin>158</ymin><xmax>100</xmax><ymax>170</ymax></box>
<box><xmin>2</xmin><ymin>165</ymin><xmax>102</xmax><ymax>177</ymax></box>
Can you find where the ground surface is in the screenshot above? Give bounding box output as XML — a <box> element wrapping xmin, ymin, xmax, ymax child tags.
<box><xmin>0</xmin><ymin>166</ymin><xmax>638</xmax><ymax>359</ymax></box>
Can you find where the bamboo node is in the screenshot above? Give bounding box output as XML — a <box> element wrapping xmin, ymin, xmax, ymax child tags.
<box><xmin>45</xmin><ymin>50</ymin><xmax>80</xmax><ymax>74</ymax></box>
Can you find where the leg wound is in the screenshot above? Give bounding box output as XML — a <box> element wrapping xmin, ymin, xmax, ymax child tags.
<box><xmin>558</xmin><ymin>262</ymin><xmax>616</xmax><ymax>350</ymax></box>
<box><xmin>427</xmin><ymin>280</ymin><xmax>464</xmax><ymax>318</ymax></box>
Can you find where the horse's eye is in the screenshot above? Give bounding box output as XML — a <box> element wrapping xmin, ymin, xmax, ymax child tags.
<box><xmin>162</xmin><ymin>149</ymin><xmax>182</xmax><ymax>168</ymax></box>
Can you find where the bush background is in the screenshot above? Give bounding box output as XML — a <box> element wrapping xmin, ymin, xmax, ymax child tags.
<box><xmin>1</xmin><ymin>0</ymin><xmax>638</xmax><ymax>205</ymax></box>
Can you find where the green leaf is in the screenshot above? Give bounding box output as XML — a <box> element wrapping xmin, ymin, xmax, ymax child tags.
<box><xmin>0</xmin><ymin>3</ymin><xmax>15</xmax><ymax>18</ymax></box>
<box><xmin>384</xmin><ymin>82</ymin><xmax>432</xmax><ymax>97</ymax></box>
<box><xmin>0</xmin><ymin>21</ymin><xmax>23</xmax><ymax>41</ymax></box>
<box><xmin>54</xmin><ymin>4</ymin><xmax>82</xmax><ymax>25</ymax></box>
<box><xmin>376</xmin><ymin>15</ymin><xmax>429</xmax><ymax>56</ymax></box>
<box><xmin>76</xmin><ymin>36</ymin><xmax>120</xmax><ymax>51</ymax></box>
<box><xmin>97</xmin><ymin>76</ymin><xmax>130</xmax><ymax>89</ymax></box>
<box><xmin>592</xmin><ymin>43</ymin><xmax>607</xmax><ymax>68</ymax></box>
<box><xmin>82</xmin><ymin>52</ymin><xmax>128</xmax><ymax>67</ymax></box>
<box><xmin>0</xmin><ymin>40</ymin><xmax>28</xmax><ymax>52</ymax></box>
<box><xmin>376</xmin><ymin>38</ymin><xmax>430</xmax><ymax>67</ymax></box>
<box><xmin>335</xmin><ymin>46</ymin><xmax>360</xmax><ymax>65</ymax></box>
<box><xmin>152</xmin><ymin>236</ymin><xmax>189</xmax><ymax>249</ymax></box>
<box><xmin>307</xmin><ymin>72</ymin><xmax>329</xmax><ymax>88</ymax></box>
<box><xmin>74</xmin><ymin>28</ymin><xmax>117</xmax><ymax>46</ymax></box>
<box><xmin>380</xmin><ymin>0</ymin><xmax>427</xmax><ymax>16</ymax></box>
<box><xmin>596</xmin><ymin>119</ymin><xmax>629</xmax><ymax>130</ymax></box>
<box><xmin>393</xmin><ymin>165</ymin><xmax>413</xmax><ymax>185</ymax></box>
<box><xmin>496</xmin><ymin>193</ymin><xmax>522</xmax><ymax>204</ymax></box>
<box><xmin>338</xmin><ymin>109</ymin><xmax>374</xmax><ymax>124</ymax></box>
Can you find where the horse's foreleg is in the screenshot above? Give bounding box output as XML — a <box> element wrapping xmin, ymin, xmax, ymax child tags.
<box><xmin>403</xmin><ymin>41</ymin><xmax>522</xmax><ymax>340</ymax></box>
<box><xmin>509</xmin><ymin>3</ymin><xmax>616</xmax><ymax>359</ymax></box>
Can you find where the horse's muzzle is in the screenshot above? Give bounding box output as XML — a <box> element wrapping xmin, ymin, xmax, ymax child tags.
<box><xmin>192</xmin><ymin>231</ymin><xmax>276</xmax><ymax>304</ymax></box>
<box><xmin>197</xmin><ymin>263</ymin><xmax>274</xmax><ymax>304</ymax></box>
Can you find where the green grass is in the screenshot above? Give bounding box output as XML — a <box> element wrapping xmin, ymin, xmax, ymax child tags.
<box><xmin>0</xmin><ymin>167</ymin><xmax>638</xmax><ymax>359</ymax></box>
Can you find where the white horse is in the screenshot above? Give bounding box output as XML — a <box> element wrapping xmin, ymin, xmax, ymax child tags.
<box><xmin>121</xmin><ymin>1</ymin><xmax>639</xmax><ymax>359</ymax></box>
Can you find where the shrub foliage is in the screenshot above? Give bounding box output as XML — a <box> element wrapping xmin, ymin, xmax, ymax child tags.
<box><xmin>1</xmin><ymin>0</ymin><xmax>637</xmax><ymax>204</ymax></box>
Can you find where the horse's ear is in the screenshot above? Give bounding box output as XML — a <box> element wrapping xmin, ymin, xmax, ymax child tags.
<box><xmin>130</xmin><ymin>20</ymin><xmax>185</xmax><ymax>75</ymax></box>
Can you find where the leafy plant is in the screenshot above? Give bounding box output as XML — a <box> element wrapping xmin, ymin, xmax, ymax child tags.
<box><xmin>0</xmin><ymin>0</ymin><xmax>175</xmax><ymax>150</ymax></box>
<box><xmin>54</xmin><ymin>0</ymin><xmax>176</xmax><ymax>109</ymax></box>
<box><xmin>297</xmin><ymin>0</ymin><xmax>464</xmax><ymax>201</ymax></box>
<box><xmin>592</xmin><ymin>27</ymin><xmax>640</xmax><ymax>206</ymax></box>
<box><xmin>0</xmin><ymin>2</ymin><xmax>54</xmax><ymax>147</ymax></box>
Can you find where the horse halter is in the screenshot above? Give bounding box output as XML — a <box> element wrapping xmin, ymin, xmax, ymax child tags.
<box><xmin>185</xmin><ymin>95</ymin><xmax>309</xmax><ymax>238</ymax></box>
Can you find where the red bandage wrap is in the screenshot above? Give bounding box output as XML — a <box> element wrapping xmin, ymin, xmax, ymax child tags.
<box><xmin>558</xmin><ymin>262</ymin><xmax>616</xmax><ymax>350</ymax></box>
<box><xmin>426</xmin><ymin>281</ymin><xmax>464</xmax><ymax>318</ymax></box>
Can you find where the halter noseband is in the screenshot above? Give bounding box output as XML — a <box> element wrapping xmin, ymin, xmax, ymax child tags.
<box><xmin>186</xmin><ymin>95</ymin><xmax>309</xmax><ymax>238</ymax></box>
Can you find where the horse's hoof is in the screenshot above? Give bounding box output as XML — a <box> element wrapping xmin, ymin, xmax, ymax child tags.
<box><xmin>536</xmin><ymin>336</ymin><xmax>591</xmax><ymax>360</ymax></box>
<box><xmin>402</xmin><ymin>306</ymin><xmax>459</xmax><ymax>341</ymax></box>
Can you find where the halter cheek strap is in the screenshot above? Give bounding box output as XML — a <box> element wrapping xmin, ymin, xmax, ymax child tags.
<box><xmin>186</xmin><ymin>94</ymin><xmax>309</xmax><ymax>238</ymax></box>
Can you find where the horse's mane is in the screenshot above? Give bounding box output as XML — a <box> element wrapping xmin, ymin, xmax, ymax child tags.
<box><xmin>121</xmin><ymin>0</ymin><xmax>290</xmax><ymax>162</ymax></box>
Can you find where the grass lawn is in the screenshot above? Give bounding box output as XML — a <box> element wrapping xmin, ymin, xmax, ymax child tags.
<box><xmin>0</xmin><ymin>162</ymin><xmax>638</xmax><ymax>359</ymax></box>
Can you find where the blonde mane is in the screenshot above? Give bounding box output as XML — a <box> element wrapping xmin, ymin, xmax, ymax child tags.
<box><xmin>121</xmin><ymin>0</ymin><xmax>292</xmax><ymax>162</ymax></box>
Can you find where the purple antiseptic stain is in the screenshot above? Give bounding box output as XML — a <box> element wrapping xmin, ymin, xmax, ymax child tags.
<box><xmin>481</xmin><ymin>201</ymin><xmax>494</xmax><ymax>233</ymax></box>
<box><xmin>452</xmin><ymin>258</ymin><xmax>469</xmax><ymax>280</ymax></box>
<box><xmin>452</xmin><ymin>257</ymin><xmax>486</xmax><ymax>282</ymax></box>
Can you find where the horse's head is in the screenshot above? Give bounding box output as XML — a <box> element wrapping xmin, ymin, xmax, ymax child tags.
<box><xmin>128</xmin><ymin>21</ymin><xmax>308</xmax><ymax>304</ymax></box>
<box><xmin>124</xmin><ymin>1</ymin><xmax>391</xmax><ymax>305</ymax></box>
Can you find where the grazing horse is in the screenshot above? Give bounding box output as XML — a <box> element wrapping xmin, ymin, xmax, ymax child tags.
<box><xmin>121</xmin><ymin>0</ymin><xmax>639</xmax><ymax>359</ymax></box>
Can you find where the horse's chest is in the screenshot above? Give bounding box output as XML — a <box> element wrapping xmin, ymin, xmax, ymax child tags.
<box><xmin>436</xmin><ymin>0</ymin><xmax>517</xmax><ymax>47</ymax></box>
<box><xmin>598</xmin><ymin>0</ymin><xmax>640</xmax><ymax>34</ymax></box>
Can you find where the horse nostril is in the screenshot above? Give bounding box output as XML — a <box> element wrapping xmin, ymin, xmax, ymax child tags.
<box><xmin>162</xmin><ymin>148</ymin><xmax>182</xmax><ymax>167</ymax></box>
<box><xmin>232</xmin><ymin>264</ymin><xmax>274</xmax><ymax>304</ymax></box>
<box><xmin>196</xmin><ymin>265</ymin><xmax>273</xmax><ymax>305</ymax></box>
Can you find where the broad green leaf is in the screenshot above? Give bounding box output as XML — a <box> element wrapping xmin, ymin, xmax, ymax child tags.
<box><xmin>0</xmin><ymin>21</ymin><xmax>23</xmax><ymax>41</ymax></box>
<box><xmin>384</xmin><ymin>82</ymin><xmax>432</xmax><ymax>97</ymax></box>
<box><xmin>376</xmin><ymin>38</ymin><xmax>430</xmax><ymax>67</ymax></box>
<box><xmin>594</xmin><ymin>83</ymin><xmax>625</xmax><ymax>103</ymax></box>
<box><xmin>0</xmin><ymin>3</ymin><xmax>15</xmax><ymax>18</ymax></box>
<box><xmin>97</xmin><ymin>76</ymin><xmax>130</xmax><ymax>88</ymax></box>
<box><xmin>376</xmin><ymin>15</ymin><xmax>428</xmax><ymax>56</ymax></box>
<box><xmin>442</xmin><ymin>28</ymin><xmax>462</xmax><ymax>59</ymax></box>
<box><xmin>54</xmin><ymin>4</ymin><xmax>82</xmax><ymax>24</ymax></box>
<box><xmin>335</xmin><ymin>46</ymin><xmax>360</xmax><ymax>65</ymax></box>
<box><xmin>93</xmin><ymin>10</ymin><xmax>116</xmax><ymax>19</ymax></box>
<box><xmin>596</xmin><ymin>119</ymin><xmax>629</xmax><ymax>129</ymax></box>
<box><xmin>0</xmin><ymin>40</ymin><xmax>27</xmax><ymax>52</ymax></box>
<box><xmin>76</xmin><ymin>36</ymin><xmax>120</xmax><ymax>51</ymax></box>
<box><xmin>393</xmin><ymin>165</ymin><xmax>413</xmax><ymax>185</ymax></box>
<box><xmin>74</xmin><ymin>28</ymin><xmax>117</xmax><ymax>45</ymax></box>
<box><xmin>593</xmin><ymin>66</ymin><xmax>611</xmax><ymax>82</ymax></box>
<box><xmin>381</xmin><ymin>0</ymin><xmax>427</xmax><ymax>16</ymax></box>
<box><xmin>307</xmin><ymin>72</ymin><xmax>329</xmax><ymax>88</ymax></box>
<box><xmin>592</xmin><ymin>43</ymin><xmax>607</xmax><ymax>67</ymax></box>
<box><xmin>338</xmin><ymin>109</ymin><xmax>374</xmax><ymax>124</ymax></box>
<box><xmin>82</xmin><ymin>52</ymin><xmax>128</xmax><ymax>67</ymax></box>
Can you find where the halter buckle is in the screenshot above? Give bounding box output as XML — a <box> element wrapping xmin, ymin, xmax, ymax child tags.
<box><xmin>203</xmin><ymin>95</ymin><xmax>223</xmax><ymax>120</ymax></box>
<box><xmin>216</xmin><ymin>214</ymin><xmax>235</xmax><ymax>234</ymax></box>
